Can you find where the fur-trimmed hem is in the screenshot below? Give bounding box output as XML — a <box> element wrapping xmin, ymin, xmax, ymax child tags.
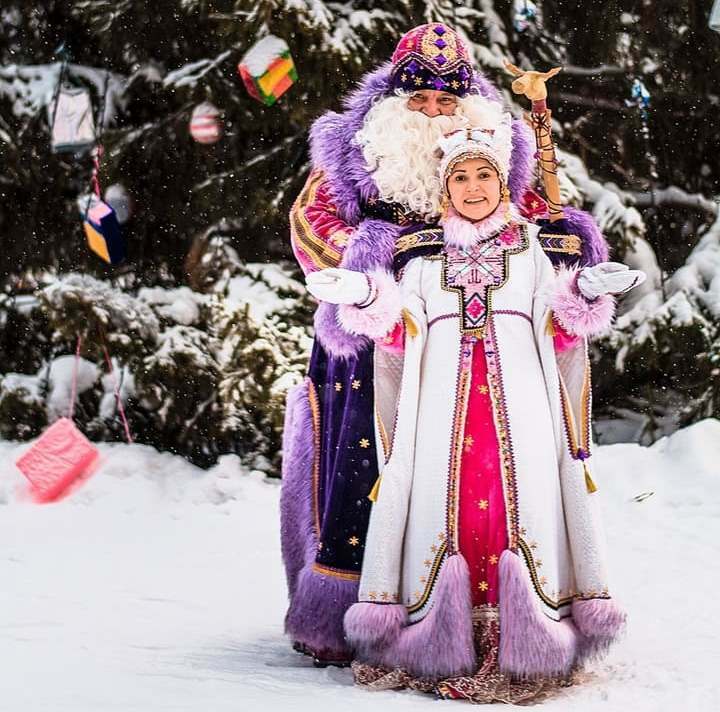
<box><xmin>498</xmin><ymin>550</ymin><xmax>580</xmax><ymax>677</ymax></box>
<box><xmin>344</xmin><ymin>601</ymin><xmax>408</xmax><ymax>648</ymax></box>
<box><xmin>285</xmin><ymin>563</ymin><xmax>359</xmax><ymax>655</ymax></box>
<box><xmin>572</xmin><ymin>598</ymin><xmax>626</xmax><ymax>661</ymax></box>
<box><xmin>349</xmin><ymin>554</ymin><xmax>477</xmax><ymax>680</ymax></box>
<box><xmin>549</xmin><ymin>266</ymin><xmax>615</xmax><ymax>339</ymax></box>
<box><xmin>338</xmin><ymin>269</ymin><xmax>402</xmax><ymax>339</ymax></box>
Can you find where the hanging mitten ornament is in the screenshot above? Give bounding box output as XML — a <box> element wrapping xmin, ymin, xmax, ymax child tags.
<box><xmin>190</xmin><ymin>102</ymin><xmax>223</xmax><ymax>144</ymax></box>
<box><xmin>238</xmin><ymin>35</ymin><xmax>297</xmax><ymax>106</ymax></box>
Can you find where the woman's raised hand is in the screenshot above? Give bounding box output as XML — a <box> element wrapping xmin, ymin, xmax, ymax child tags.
<box><xmin>577</xmin><ymin>262</ymin><xmax>647</xmax><ymax>299</ymax></box>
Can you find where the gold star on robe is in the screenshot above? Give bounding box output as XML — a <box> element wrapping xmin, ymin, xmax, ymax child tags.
<box><xmin>359</xmin><ymin>438</ymin><xmax>370</xmax><ymax>448</ymax></box>
<box><xmin>477</xmin><ymin>499</ymin><xmax>489</xmax><ymax>510</ymax></box>
<box><xmin>348</xmin><ymin>536</ymin><xmax>359</xmax><ymax>546</ymax></box>
<box><xmin>477</xmin><ymin>384</ymin><xmax>489</xmax><ymax>395</ymax></box>
<box><xmin>464</xmin><ymin>435</ymin><xmax>474</xmax><ymax>451</ymax></box>
<box><xmin>478</xmin><ymin>581</ymin><xmax>489</xmax><ymax>592</ymax></box>
<box><xmin>351</xmin><ymin>379</ymin><xmax>361</xmax><ymax>390</ymax></box>
<box><xmin>489</xmin><ymin>554</ymin><xmax>499</xmax><ymax>565</ymax></box>
<box><xmin>334</xmin><ymin>382</ymin><xmax>342</xmax><ymax>392</ymax></box>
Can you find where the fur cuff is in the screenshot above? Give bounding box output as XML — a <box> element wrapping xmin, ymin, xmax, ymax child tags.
<box><xmin>550</xmin><ymin>265</ymin><xmax>615</xmax><ymax>339</ymax></box>
<box><xmin>498</xmin><ymin>550</ymin><xmax>580</xmax><ymax>677</ymax></box>
<box><xmin>344</xmin><ymin>602</ymin><xmax>407</xmax><ymax>649</ymax></box>
<box><xmin>337</xmin><ymin>269</ymin><xmax>402</xmax><ymax>339</ymax></box>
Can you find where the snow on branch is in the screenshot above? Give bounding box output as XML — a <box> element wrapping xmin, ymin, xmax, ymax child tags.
<box><xmin>626</xmin><ymin>186</ymin><xmax>718</xmax><ymax>217</ymax></box>
<box><xmin>163</xmin><ymin>50</ymin><xmax>233</xmax><ymax>89</ymax></box>
<box><xmin>0</xmin><ymin>63</ymin><xmax>127</xmax><ymax>124</ymax></box>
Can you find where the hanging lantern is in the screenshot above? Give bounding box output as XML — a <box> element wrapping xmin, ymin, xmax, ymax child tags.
<box><xmin>238</xmin><ymin>35</ymin><xmax>297</xmax><ymax>106</ymax></box>
<box><xmin>711</xmin><ymin>0</ymin><xmax>720</xmax><ymax>33</ymax></box>
<box><xmin>189</xmin><ymin>102</ymin><xmax>223</xmax><ymax>144</ymax></box>
<box><xmin>104</xmin><ymin>183</ymin><xmax>133</xmax><ymax>224</ymax></box>
<box><xmin>49</xmin><ymin>85</ymin><xmax>96</xmax><ymax>153</ymax></box>
<box><xmin>82</xmin><ymin>195</ymin><xmax>126</xmax><ymax>265</ymax></box>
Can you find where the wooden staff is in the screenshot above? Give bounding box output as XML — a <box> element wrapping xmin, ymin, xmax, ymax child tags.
<box><xmin>505</xmin><ymin>62</ymin><xmax>564</xmax><ymax>222</ymax></box>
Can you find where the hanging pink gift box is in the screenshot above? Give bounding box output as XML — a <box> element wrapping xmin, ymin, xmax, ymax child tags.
<box><xmin>16</xmin><ymin>417</ymin><xmax>99</xmax><ymax>502</ymax></box>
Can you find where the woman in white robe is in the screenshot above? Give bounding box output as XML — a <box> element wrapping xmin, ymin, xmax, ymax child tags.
<box><xmin>306</xmin><ymin>119</ymin><xmax>644</xmax><ymax>702</ymax></box>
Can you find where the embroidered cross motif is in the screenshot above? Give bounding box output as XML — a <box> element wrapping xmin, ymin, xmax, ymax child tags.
<box><xmin>441</xmin><ymin>224</ymin><xmax>528</xmax><ymax>335</ymax></box>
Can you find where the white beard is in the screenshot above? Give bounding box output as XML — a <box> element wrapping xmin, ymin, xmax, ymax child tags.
<box><xmin>355</xmin><ymin>94</ymin><xmax>506</xmax><ymax>218</ymax></box>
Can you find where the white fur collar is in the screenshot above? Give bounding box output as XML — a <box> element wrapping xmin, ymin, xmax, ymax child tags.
<box><xmin>441</xmin><ymin>204</ymin><xmax>522</xmax><ymax>250</ymax></box>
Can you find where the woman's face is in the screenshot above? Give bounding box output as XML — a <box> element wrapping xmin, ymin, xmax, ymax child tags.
<box><xmin>446</xmin><ymin>157</ymin><xmax>502</xmax><ymax>222</ymax></box>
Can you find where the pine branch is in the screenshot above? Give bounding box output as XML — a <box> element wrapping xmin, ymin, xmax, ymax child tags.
<box><xmin>626</xmin><ymin>187</ymin><xmax>718</xmax><ymax>217</ymax></box>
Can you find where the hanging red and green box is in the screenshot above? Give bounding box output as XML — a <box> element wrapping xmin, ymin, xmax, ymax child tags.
<box><xmin>238</xmin><ymin>35</ymin><xmax>297</xmax><ymax>106</ymax></box>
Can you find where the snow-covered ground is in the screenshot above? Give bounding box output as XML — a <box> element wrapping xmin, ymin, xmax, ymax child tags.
<box><xmin>2</xmin><ymin>421</ymin><xmax>719</xmax><ymax>712</ymax></box>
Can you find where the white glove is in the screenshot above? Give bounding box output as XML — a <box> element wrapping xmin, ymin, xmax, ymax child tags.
<box><xmin>577</xmin><ymin>262</ymin><xmax>646</xmax><ymax>300</ymax></box>
<box><xmin>305</xmin><ymin>268</ymin><xmax>372</xmax><ymax>305</ymax></box>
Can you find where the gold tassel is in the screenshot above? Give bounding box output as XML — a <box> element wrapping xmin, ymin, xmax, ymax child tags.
<box><xmin>584</xmin><ymin>463</ymin><xmax>598</xmax><ymax>493</ymax></box>
<box><xmin>545</xmin><ymin>311</ymin><xmax>557</xmax><ymax>336</ymax></box>
<box><xmin>402</xmin><ymin>308</ymin><xmax>419</xmax><ymax>338</ymax></box>
<box><xmin>368</xmin><ymin>476</ymin><xmax>382</xmax><ymax>502</ymax></box>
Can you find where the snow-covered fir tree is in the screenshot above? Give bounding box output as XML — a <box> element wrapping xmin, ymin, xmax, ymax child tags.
<box><xmin>1</xmin><ymin>1</ymin><xmax>719</xmax><ymax>455</ymax></box>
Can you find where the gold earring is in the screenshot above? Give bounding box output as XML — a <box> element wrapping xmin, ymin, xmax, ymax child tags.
<box><xmin>502</xmin><ymin>185</ymin><xmax>512</xmax><ymax>223</ymax></box>
<box><xmin>441</xmin><ymin>194</ymin><xmax>450</xmax><ymax>220</ymax></box>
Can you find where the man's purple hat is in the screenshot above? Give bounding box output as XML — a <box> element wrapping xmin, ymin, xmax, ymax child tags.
<box><xmin>390</xmin><ymin>23</ymin><xmax>474</xmax><ymax>97</ymax></box>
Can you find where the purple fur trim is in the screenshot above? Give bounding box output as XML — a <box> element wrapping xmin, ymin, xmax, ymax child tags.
<box><xmin>309</xmin><ymin>63</ymin><xmax>393</xmax><ymax>224</ymax></box>
<box><xmin>498</xmin><ymin>550</ymin><xmax>580</xmax><ymax>677</ymax></box>
<box><xmin>314</xmin><ymin>302</ymin><xmax>370</xmax><ymax>360</ymax></box>
<box><xmin>508</xmin><ymin>118</ymin><xmax>535</xmax><ymax>204</ymax></box>
<box><xmin>313</xmin><ymin>219</ymin><xmax>401</xmax><ymax>360</ymax></box>
<box><xmin>550</xmin><ymin>265</ymin><xmax>616</xmax><ymax>338</ymax></box>
<box><xmin>572</xmin><ymin>598</ymin><xmax>626</xmax><ymax>661</ymax></box>
<box><xmin>353</xmin><ymin>554</ymin><xmax>477</xmax><ymax>680</ymax></box>
<box><xmin>280</xmin><ymin>380</ymin><xmax>317</xmax><ymax>599</ymax></box>
<box><xmin>340</xmin><ymin>218</ymin><xmax>399</xmax><ymax>273</ymax></box>
<box><xmin>285</xmin><ymin>564</ymin><xmax>358</xmax><ymax>655</ymax></box>
<box><xmin>469</xmin><ymin>69</ymin><xmax>501</xmax><ymax>102</ymax></box>
<box><xmin>344</xmin><ymin>602</ymin><xmax>408</xmax><ymax>648</ymax></box>
<box><xmin>562</xmin><ymin>206</ymin><xmax>610</xmax><ymax>267</ymax></box>
<box><xmin>338</xmin><ymin>269</ymin><xmax>402</xmax><ymax>339</ymax></box>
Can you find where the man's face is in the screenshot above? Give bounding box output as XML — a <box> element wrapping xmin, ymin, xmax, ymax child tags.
<box><xmin>407</xmin><ymin>89</ymin><xmax>459</xmax><ymax>117</ymax></box>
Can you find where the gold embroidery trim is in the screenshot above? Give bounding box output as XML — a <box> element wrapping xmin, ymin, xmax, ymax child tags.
<box><xmin>407</xmin><ymin>540</ymin><xmax>447</xmax><ymax>614</ymax></box>
<box><xmin>517</xmin><ymin>538</ymin><xmax>574</xmax><ymax>610</ymax></box>
<box><xmin>312</xmin><ymin>562</ymin><xmax>361</xmax><ymax>581</ymax></box>
<box><xmin>306</xmin><ymin>378</ymin><xmax>322</xmax><ymax>539</ymax></box>
<box><xmin>290</xmin><ymin>170</ymin><xmax>343</xmax><ymax>270</ymax></box>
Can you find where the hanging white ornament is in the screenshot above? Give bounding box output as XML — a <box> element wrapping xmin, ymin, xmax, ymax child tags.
<box><xmin>49</xmin><ymin>85</ymin><xmax>96</xmax><ymax>153</ymax></box>
<box><xmin>104</xmin><ymin>183</ymin><xmax>133</xmax><ymax>224</ymax></box>
<box><xmin>189</xmin><ymin>102</ymin><xmax>223</xmax><ymax>145</ymax></box>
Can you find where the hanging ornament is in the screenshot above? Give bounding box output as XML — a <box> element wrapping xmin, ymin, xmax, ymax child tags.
<box><xmin>513</xmin><ymin>0</ymin><xmax>538</xmax><ymax>33</ymax></box>
<box><xmin>189</xmin><ymin>102</ymin><xmax>223</xmax><ymax>144</ymax></box>
<box><xmin>49</xmin><ymin>84</ymin><xmax>97</xmax><ymax>153</ymax></box>
<box><xmin>238</xmin><ymin>35</ymin><xmax>297</xmax><ymax>106</ymax></box>
<box><xmin>104</xmin><ymin>183</ymin><xmax>133</xmax><ymax>225</ymax></box>
<box><xmin>711</xmin><ymin>0</ymin><xmax>720</xmax><ymax>33</ymax></box>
